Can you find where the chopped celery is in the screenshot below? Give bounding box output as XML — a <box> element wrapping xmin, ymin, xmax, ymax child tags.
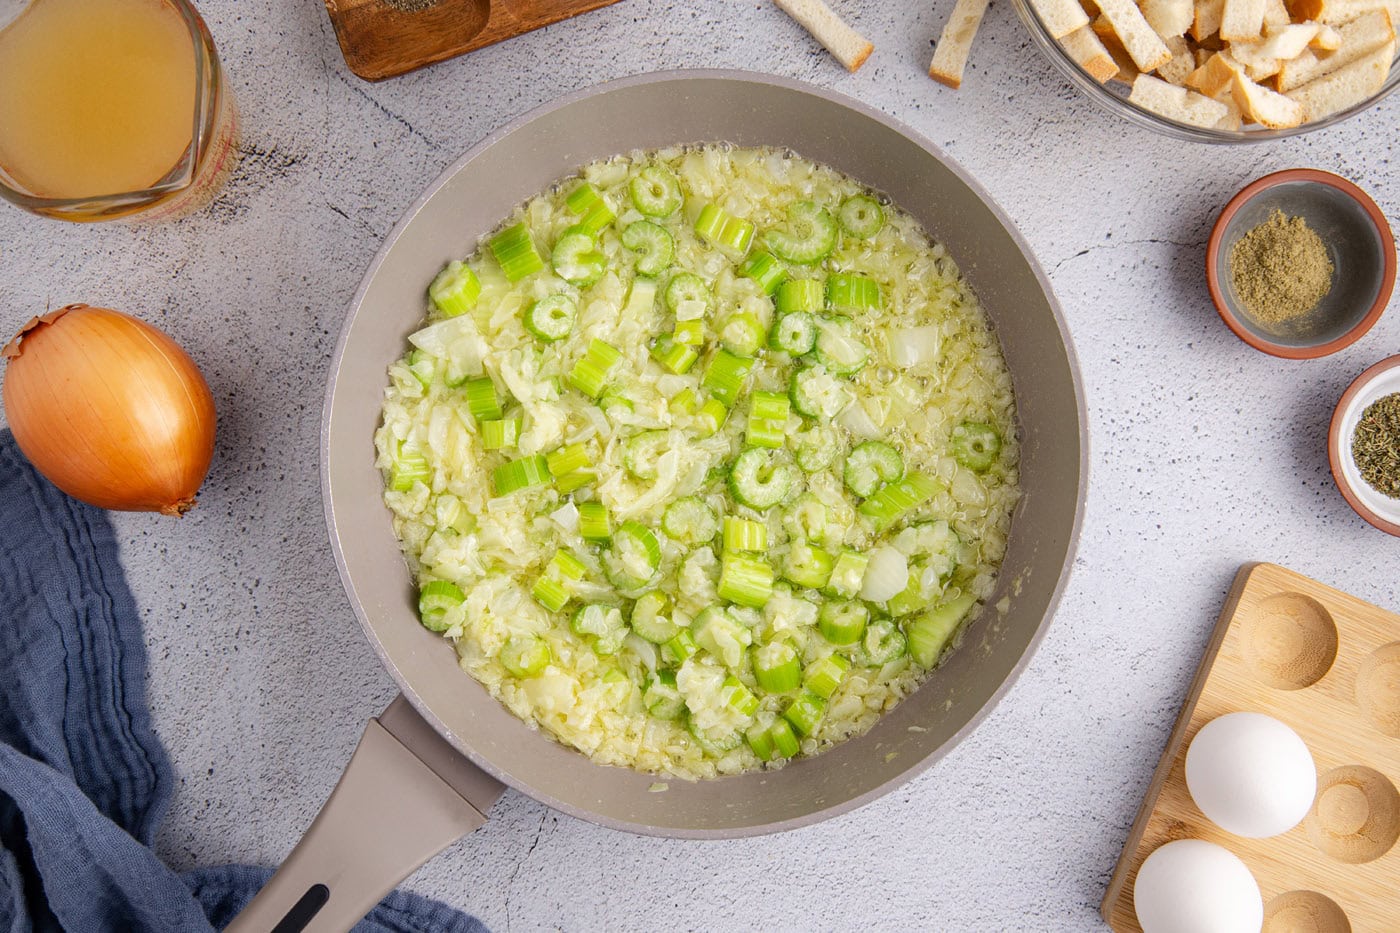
<box><xmin>651</xmin><ymin>334</ymin><xmax>699</xmax><ymax>375</ymax></box>
<box><xmin>673</xmin><ymin>319</ymin><xmax>705</xmax><ymax>346</ymax></box>
<box><xmin>664</xmin><ymin>271</ymin><xmax>711</xmax><ymax>315</ymax></box>
<box><xmin>418</xmin><ymin>580</ymin><xmax>464</xmax><ymax>632</ymax></box>
<box><xmin>843</xmin><ymin>441</ymin><xmax>904</xmax><ymax>497</ymax></box>
<box><xmin>524</xmin><ymin>295</ymin><xmax>577</xmax><ymax>343</ymax></box>
<box><xmin>769</xmin><ymin>312</ymin><xmax>817</xmax><ymax>355</ymax></box>
<box><xmin>568</xmin><ymin>339</ymin><xmax>623</xmax><ymax>398</ymax></box>
<box><xmin>532</xmin><ymin>549</ymin><xmax>586</xmax><ymax>611</ymax></box>
<box><xmin>722</xmin><ymin>516</ymin><xmax>768</xmax><ymax>552</ymax></box>
<box><xmin>777</xmin><ymin>278</ymin><xmax>824</xmax><ymax>315</ymax></box>
<box><xmin>818</xmin><ymin>599</ymin><xmax>869</xmax><ymax>646</ymax></box>
<box><xmin>630</xmin><ymin>165</ymin><xmax>682</xmax><ymax>217</ymax></box>
<box><xmin>501</xmin><ymin>634</ymin><xmax>551</xmax><ymax>677</ymax></box>
<box><xmin>565</xmin><ymin>182</ymin><xmax>615</xmax><ymax>234</ymax></box>
<box><xmin>463</xmin><ymin>377</ymin><xmax>502</xmax><ymax>422</ymax></box>
<box><xmin>791</xmin><ymin>365</ymin><xmax>852</xmax><ymax>420</ymax></box>
<box><xmin>825</xmin><ymin>550</ymin><xmax>870</xmax><ymax>598</ymax></box>
<box><xmin>602</xmin><ymin>522</ymin><xmax>662</xmax><ymax>592</ymax></box>
<box><xmin>493</xmin><ymin>455</ymin><xmax>551</xmax><ymax>496</ymax></box>
<box><xmin>551</xmin><ymin>230</ymin><xmax>606</xmax><ymax>286</ymax></box>
<box><xmin>661</xmin><ymin>497</ymin><xmax>719</xmax><ymax>546</ymax></box>
<box><xmin>701</xmin><ymin>350</ymin><xmax>754</xmax><ymax>407</ymax></box>
<box><xmin>764</xmin><ymin>201</ymin><xmax>837</xmax><ymax>265</ymax></box>
<box><xmin>859</xmin><ymin>472</ymin><xmax>942</xmax><ymax>532</ymax></box>
<box><xmin>825</xmin><ymin>273</ymin><xmax>882</xmax><ymax>314</ymax></box>
<box><xmin>389</xmin><ymin>443</ymin><xmax>431</xmax><ymax>492</ymax></box>
<box><xmin>490</xmin><ymin>221</ymin><xmax>544</xmax><ymax>281</ymax></box>
<box><xmin>717</xmin><ymin>553</ymin><xmax>775</xmax><ymax>608</ymax></box>
<box><xmin>783</xmin><ymin>691</ymin><xmax>826</xmax><ymax>737</ymax></box>
<box><xmin>838</xmin><ymin>195</ymin><xmax>884</xmax><ymax>238</ymax></box>
<box><xmin>719</xmin><ymin>313</ymin><xmax>767</xmax><ymax>357</ymax></box>
<box><xmin>753</xmin><ymin>641</ymin><xmax>801</xmax><ymax>692</ymax></box>
<box><xmin>695</xmin><ymin>203</ymin><xmax>755</xmax><ymax>255</ymax></box>
<box><xmin>546</xmin><ymin>442</ymin><xmax>592</xmax><ymax>478</ymax></box>
<box><xmin>783</xmin><ymin>542</ymin><xmax>833</xmax><ymax>589</ymax></box>
<box><xmin>951</xmin><ymin>421</ymin><xmax>1003</xmax><ymax>473</ymax></box>
<box><xmin>429</xmin><ymin>261</ymin><xmax>481</xmax><ymax>317</ymax></box>
<box><xmin>856</xmin><ymin>619</ymin><xmax>908</xmax><ymax>666</ymax></box>
<box><xmin>481</xmin><ymin>418</ymin><xmax>520</xmax><ymax>450</ymax></box>
<box><xmin>803</xmin><ymin>654</ymin><xmax>850</xmax><ymax>698</ymax></box>
<box><xmin>578</xmin><ymin>501</ymin><xmax>612</xmax><ymax>541</ymax></box>
<box><xmin>739</xmin><ymin>250</ymin><xmax>786</xmax><ymax>295</ymax></box>
<box><xmin>907</xmin><ymin>593</ymin><xmax>977</xmax><ymax>668</ymax></box>
<box><xmin>622</xmin><ymin>221</ymin><xmax>676</xmax><ymax>276</ymax></box>
<box><xmin>630</xmin><ymin>590</ymin><xmax>681</xmax><ymax>643</ymax></box>
<box><xmin>728</xmin><ymin>448</ymin><xmax>798</xmax><ymax>510</ymax></box>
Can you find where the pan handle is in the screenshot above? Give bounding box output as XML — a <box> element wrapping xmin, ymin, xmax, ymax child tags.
<box><xmin>225</xmin><ymin>696</ymin><xmax>505</xmax><ymax>933</ymax></box>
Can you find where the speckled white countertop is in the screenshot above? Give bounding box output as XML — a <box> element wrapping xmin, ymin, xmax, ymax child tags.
<box><xmin>1</xmin><ymin>1</ymin><xmax>1397</xmax><ymax>930</ymax></box>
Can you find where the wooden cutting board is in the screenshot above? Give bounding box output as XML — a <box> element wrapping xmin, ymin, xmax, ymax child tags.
<box><xmin>323</xmin><ymin>0</ymin><xmax>626</xmax><ymax>82</ymax></box>
<box><xmin>1102</xmin><ymin>562</ymin><xmax>1400</xmax><ymax>933</ymax></box>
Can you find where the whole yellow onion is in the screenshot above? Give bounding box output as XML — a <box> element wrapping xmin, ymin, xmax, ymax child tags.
<box><xmin>2</xmin><ymin>304</ymin><xmax>216</xmax><ymax>516</ymax></box>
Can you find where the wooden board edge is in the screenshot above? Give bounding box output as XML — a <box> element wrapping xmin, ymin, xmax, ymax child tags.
<box><xmin>332</xmin><ymin>0</ymin><xmax>626</xmax><ymax>82</ymax></box>
<box><xmin>1099</xmin><ymin>561</ymin><xmax>1267</xmax><ymax>926</ymax></box>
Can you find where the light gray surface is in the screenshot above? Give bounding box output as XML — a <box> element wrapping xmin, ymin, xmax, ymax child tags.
<box><xmin>0</xmin><ymin>1</ymin><xmax>1396</xmax><ymax>930</ymax></box>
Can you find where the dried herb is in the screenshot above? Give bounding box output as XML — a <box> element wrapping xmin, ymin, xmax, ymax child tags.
<box><xmin>1353</xmin><ymin>393</ymin><xmax>1400</xmax><ymax>499</ymax></box>
<box><xmin>1230</xmin><ymin>210</ymin><xmax>1333</xmax><ymax>326</ymax></box>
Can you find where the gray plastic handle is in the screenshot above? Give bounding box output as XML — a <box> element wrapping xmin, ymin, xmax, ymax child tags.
<box><xmin>225</xmin><ymin>697</ymin><xmax>504</xmax><ymax>932</ymax></box>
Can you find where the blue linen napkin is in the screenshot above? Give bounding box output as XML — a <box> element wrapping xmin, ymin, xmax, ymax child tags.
<box><xmin>0</xmin><ymin>431</ymin><xmax>486</xmax><ymax>933</ymax></box>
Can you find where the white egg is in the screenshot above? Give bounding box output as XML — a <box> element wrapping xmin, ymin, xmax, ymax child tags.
<box><xmin>1186</xmin><ymin>712</ymin><xmax>1317</xmax><ymax>838</ymax></box>
<box><xmin>1134</xmin><ymin>839</ymin><xmax>1263</xmax><ymax>933</ymax></box>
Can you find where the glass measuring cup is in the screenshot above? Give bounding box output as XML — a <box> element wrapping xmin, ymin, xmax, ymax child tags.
<box><xmin>0</xmin><ymin>0</ymin><xmax>238</xmax><ymax>222</ymax></box>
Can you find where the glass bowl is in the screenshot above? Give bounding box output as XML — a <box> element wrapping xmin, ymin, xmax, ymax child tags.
<box><xmin>1009</xmin><ymin>0</ymin><xmax>1400</xmax><ymax>143</ymax></box>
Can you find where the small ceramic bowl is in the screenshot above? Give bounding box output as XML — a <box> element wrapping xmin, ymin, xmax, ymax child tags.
<box><xmin>1207</xmin><ymin>169</ymin><xmax>1396</xmax><ymax>359</ymax></box>
<box><xmin>1330</xmin><ymin>355</ymin><xmax>1400</xmax><ymax>537</ymax></box>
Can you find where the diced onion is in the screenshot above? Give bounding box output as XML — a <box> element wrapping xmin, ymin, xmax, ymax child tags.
<box><xmin>860</xmin><ymin>546</ymin><xmax>909</xmax><ymax>602</ymax></box>
<box><xmin>889</xmin><ymin>325</ymin><xmax>940</xmax><ymax>368</ymax></box>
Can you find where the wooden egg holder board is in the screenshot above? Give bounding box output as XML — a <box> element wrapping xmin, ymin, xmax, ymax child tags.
<box><xmin>322</xmin><ymin>0</ymin><xmax>626</xmax><ymax>82</ymax></box>
<box><xmin>1102</xmin><ymin>562</ymin><xmax>1400</xmax><ymax>933</ymax></box>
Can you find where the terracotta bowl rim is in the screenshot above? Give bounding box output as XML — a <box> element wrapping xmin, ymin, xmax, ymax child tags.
<box><xmin>1206</xmin><ymin>168</ymin><xmax>1397</xmax><ymax>360</ymax></box>
<box><xmin>1329</xmin><ymin>353</ymin><xmax>1400</xmax><ymax>537</ymax></box>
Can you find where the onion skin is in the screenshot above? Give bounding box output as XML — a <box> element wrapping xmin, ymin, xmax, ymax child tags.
<box><xmin>2</xmin><ymin>305</ymin><xmax>216</xmax><ymax>516</ymax></box>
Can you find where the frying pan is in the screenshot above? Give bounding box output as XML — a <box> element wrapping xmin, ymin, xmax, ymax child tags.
<box><xmin>227</xmin><ymin>70</ymin><xmax>1087</xmax><ymax>933</ymax></box>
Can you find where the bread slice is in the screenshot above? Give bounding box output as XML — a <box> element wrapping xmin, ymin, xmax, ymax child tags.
<box><xmin>1215</xmin><ymin>97</ymin><xmax>1247</xmax><ymax>127</ymax></box>
<box><xmin>1286</xmin><ymin>38</ymin><xmax>1395</xmax><ymax>116</ymax></box>
<box><xmin>929</xmin><ymin>0</ymin><xmax>993</xmax><ymax>88</ymax></box>
<box><xmin>1276</xmin><ymin>9</ymin><xmax>1394</xmax><ymax>89</ymax></box>
<box><xmin>1264</xmin><ymin>0</ymin><xmax>1293</xmax><ymax>26</ymax></box>
<box><xmin>1289</xmin><ymin>0</ymin><xmax>1399</xmax><ymax>24</ymax></box>
<box><xmin>1130</xmin><ymin>72</ymin><xmax>1234</xmax><ymax>124</ymax></box>
<box><xmin>1229</xmin><ymin>38</ymin><xmax>1287</xmax><ymax>77</ymax></box>
<box><xmin>1313</xmin><ymin>24</ymin><xmax>1343</xmax><ymax>48</ymax></box>
<box><xmin>774</xmin><ymin>0</ymin><xmax>875</xmax><ymax>72</ymax></box>
<box><xmin>1221</xmin><ymin>0</ymin><xmax>1268</xmax><ymax>40</ymax></box>
<box><xmin>1030</xmin><ymin>0</ymin><xmax>1093</xmax><ymax>37</ymax></box>
<box><xmin>1255</xmin><ymin>22</ymin><xmax>1322</xmax><ymax>57</ymax></box>
<box><xmin>1231</xmin><ymin>72</ymin><xmax>1308</xmax><ymax>124</ymax></box>
<box><xmin>1193</xmin><ymin>0</ymin><xmax>1227</xmax><ymax>39</ymax></box>
<box><xmin>1062</xmin><ymin>25</ymin><xmax>1121</xmax><ymax>81</ymax></box>
<box><xmin>1094</xmin><ymin>16</ymin><xmax>1144</xmax><ymax>79</ymax></box>
<box><xmin>1188</xmin><ymin>49</ymin><xmax>1247</xmax><ymax>92</ymax></box>
<box><xmin>1143</xmin><ymin>0</ymin><xmax>1196</xmax><ymax>37</ymax></box>
<box><xmin>1099</xmin><ymin>0</ymin><xmax>1175</xmax><ymax>68</ymax></box>
<box><xmin>1159</xmin><ymin>34</ymin><xmax>1200</xmax><ymax>80</ymax></box>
